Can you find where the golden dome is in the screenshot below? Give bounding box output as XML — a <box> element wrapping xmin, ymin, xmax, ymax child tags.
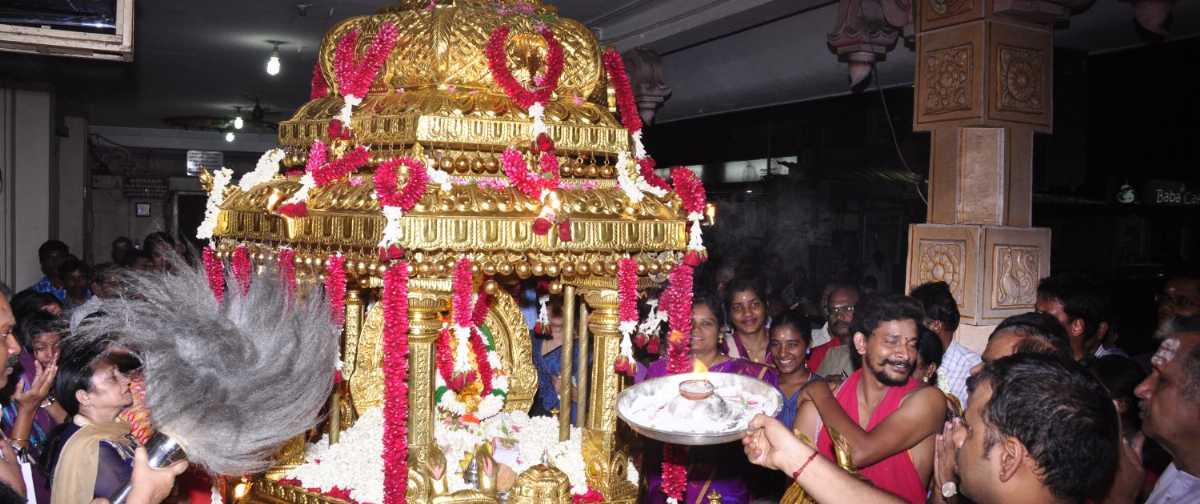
<box><xmin>507</xmin><ymin>464</ymin><xmax>571</xmax><ymax>504</ymax></box>
<box><xmin>280</xmin><ymin>0</ymin><xmax>627</xmax><ymax>163</ymax></box>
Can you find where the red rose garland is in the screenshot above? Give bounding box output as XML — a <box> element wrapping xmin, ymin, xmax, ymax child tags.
<box><xmin>313</xmin><ymin>146</ymin><xmax>371</xmax><ymax>186</ymax></box>
<box><xmin>485</xmin><ymin>25</ymin><xmax>565</xmax><ymax>110</ymax></box>
<box><xmin>332</xmin><ymin>22</ymin><xmax>400</xmax><ymax>125</ymax></box>
<box><xmin>452</xmin><ymin>259</ymin><xmax>474</xmax><ymax>328</ymax></box>
<box><xmin>670</xmin><ymin>167</ymin><xmax>708</xmax><ymax>264</ymax></box>
<box><xmin>615</xmin><ymin>257</ymin><xmax>638</xmax><ymax>376</ymax></box>
<box><xmin>375</xmin><ymin>156</ymin><xmax>430</xmax><ymax>253</ymax></box>
<box><xmin>501</xmin><ymin>147</ymin><xmax>559</xmax><ymax>201</ymax></box>
<box><xmin>382</xmin><ymin>261</ymin><xmax>410</xmax><ymax>504</ymax></box>
<box><xmin>326</xmin><ymin>254</ymin><xmax>347</xmax><ymax>325</ymax></box>
<box><xmin>202</xmin><ymin>246</ymin><xmax>225</xmax><ymax>304</ymax></box>
<box><xmin>310</xmin><ymin>62</ymin><xmax>329</xmax><ymax>100</ymax></box>
<box><xmin>602</xmin><ymin>48</ymin><xmax>642</xmax><ymax>134</ymax></box>
<box><xmin>278</xmin><ymin>248</ymin><xmax>297</xmax><ymax>303</ymax></box>
<box><xmin>660</xmin><ymin>262</ymin><xmax>696</xmax><ymax>503</ymax></box>
<box><xmin>471</xmin><ymin>292</ymin><xmax>491</xmax><ymax>328</ymax></box>
<box><xmin>468</xmin><ymin>327</ymin><xmax>494</xmax><ymax>395</ymax></box>
<box><xmin>639</xmin><ymin>158</ymin><xmax>670</xmax><ymax>192</ymax></box>
<box><xmin>231</xmin><ymin>245</ymin><xmax>252</xmax><ymax>295</ymax></box>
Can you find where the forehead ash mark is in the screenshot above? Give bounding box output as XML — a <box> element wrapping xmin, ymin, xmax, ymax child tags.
<box><xmin>1151</xmin><ymin>337</ymin><xmax>1181</xmax><ymax>368</ymax></box>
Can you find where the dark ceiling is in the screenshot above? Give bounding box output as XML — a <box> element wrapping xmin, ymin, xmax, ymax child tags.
<box><xmin>0</xmin><ymin>0</ymin><xmax>1197</xmax><ymax>131</ymax></box>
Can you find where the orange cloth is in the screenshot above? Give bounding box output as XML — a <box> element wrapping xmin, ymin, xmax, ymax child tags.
<box><xmin>816</xmin><ymin>370</ymin><xmax>925</xmax><ymax>504</ymax></box>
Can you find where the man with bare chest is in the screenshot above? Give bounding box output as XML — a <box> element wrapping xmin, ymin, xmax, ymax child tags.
<box><xmin>793</xmin><ymin>294</ymin><xmax>947</xmax><ymax>504</ymax></box>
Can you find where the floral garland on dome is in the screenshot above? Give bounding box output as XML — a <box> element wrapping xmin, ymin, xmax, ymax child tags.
<box><xmin>615</xmin><ymin>257</ymin><xmax>638</xmax><ymax>376</ymax></box>
<box><xmin>603</xmin><ymin>48</ymin><xmax>668</xmax><ymax>204</ymax></box>
<box><xmin>311</xmin><ymin>62</ymin><xmax>329</xmax><ymax>100</ymax></box>
<box><xmin>201</xmin><ymin>246</ymin><xmax>225</xmax><ymax>304</ymax></box>
<box><xmin>238</xmin><ymin>148</ymin><xmax>284</xmax><ymax>192</ymax></box>
<box><xmin>661</xmin><ymin>261</ymin><xmax>696</xmax><ymax>504</ymax></box>
<box><xmin>381</xmin><ymin>261</ymin><xmax>410</xmax><ymax>504</ymax></box>
<box><xmin>487</xmin><ymin>24</ymin><xmax>571</xmax><ymax>239</ymax></box>
<box><xmin>670</xmin><ymin>167</ymin><xmax>708</xmax><ymax>265</ymax></box>
<box><xmin>326</xmin><ymin>253</ymin><xmax>347</xmax><ymax>325</ymax></box>
<box><xmin>374</xmin><ymin>156</ymin><xmax>429</xmax><ymax>257</ymax></box>
<box><xmin>196</xmin><ymin>167</ymin><xmax>233</xmax><ymax>240</ymax></box>
<box><xmin>435</xmin><ymin>258</ymin><xmax>508</xmax><ymax>420</ymax></box>
<box><xmin>231</xmin><ymin>245</ymin><xmax>252</xmax><ymax>295</ymax></box>
<box><xmin>332</xmin><ymin>22</ymin><xmax>400</xmax><ymax>126</ymax></box>
<box><xmin>277</xmin><ymin>140</ymin><xmax>371</xmax><ymax>218</ymax></box>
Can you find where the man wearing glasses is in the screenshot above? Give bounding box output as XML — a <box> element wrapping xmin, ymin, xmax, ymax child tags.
<box><xmin>810</xmin><ymin>284</ymin><xmax>860</xmax><ymax>378</ymax></box>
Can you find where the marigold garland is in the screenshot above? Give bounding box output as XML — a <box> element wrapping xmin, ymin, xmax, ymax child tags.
<box><xmin>278</xmin><ymin>248</ymin><xmax>297</xmax><ymax>302</ymax></box>
<box><xmin>381</xmin><ymin>261</ymin><xmax>410</xmax><ymax>504</ymax></box>
<box><xmin>326</xmin><ymin>254</ymin><xmax>347</xmax><ymax>325</ymax></box>
<box><xmin>231</xmin><ymin>245</ymin><xmax>252</xmax><ymax>295</ymax></box>
<box><xmin>485</xmin><ymin>25</ymin><xmax>565</xmax><ymax>110</ymax></box>
<box><xmin>202</xmin><ymin>247</ymin><xmax>225</xmax><ymax>304</ymax></box>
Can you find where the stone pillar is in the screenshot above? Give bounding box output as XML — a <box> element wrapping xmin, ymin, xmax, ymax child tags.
<box><xmin>576</xmin><ymin>281</ymin><xmax>637</xmax><ymax>503</ymax></box>
<box><xmin>905</xmin><ymin>0</ymin><xmax>1068</xmax><ymax>349</ymax></box>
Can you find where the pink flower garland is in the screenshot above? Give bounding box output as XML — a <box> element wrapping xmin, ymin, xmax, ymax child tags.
<box><xmin>374</xmin><ymin>157</ymin><xmax>429</xmax><ymax>209</ymax></box>
<box><xmin>231</xmin><ymin>245</ymin><xmax>252</xmax><ymax>295</ymax></box>
<box><xmin>485</xmin><ymin>25</ymin><xmax>565</xmax><ymax>110</ymax></box>
<box><xmin>313</xmin><ymin>146</ymin><xmax>371</xmax><ymax>186</ymax></box>
<box><xmin>501</xmin><ymin>147</ymin><xmax>558</xmax><ymax>201</ymax></box>
<box><xmin>660</xmin><ymin>262</ymin><xmax>696</xmax><ymax>502</ymax></box>
<box><xmin>602</xmin><ymin>48</ymin><xmax>642</xmax><ymax>134</ymax></box>
<box><xmin>334</xmin><ymin>23</ymin><xmax>400</xmax><ymax>100</ymax></box>
<box><xmin>452</xmin><ymin>258</ymin><xmax>473</xmax><ymax>328</ymax></box>
<box><xmin>381</xmin><ymin>261</ymin><xmax>410</xmax><ymax>504</ymax></box>
<box><xmin>202</xmin><ymin>247</ymin><xmax>225</xmax><ymax>304</ymax></box>
<box><xmin>310</xmin><ymin>62</ymin><xmax>329</xmax><ymax>100</ymax></box>
<box><xmin>326</xmin><ymin>254</ymin><xmax>347</xmax><ymax>325</ymax></box>
<box><xmin>639</xmin><ymin>158</ymin><xmax>670</xmax><ymax>192</ymax></box>
<box><xmin>670</xmin><ymin>167</ymin><xmax>706</xmax><ymax>216</ymax></box>
<box><xmin>471</xmin><ymin>292</ymin><xmax>491</xmax><ymax>328</ymax></box>
<box><xmin>278</xmin><ymin>248</ymin><xmax>297</xmax><ymax>302</ymax></box>
<box><xmin>615</xmin><ymin>257</ymin><xmax>638</xmax><ymax>375</ymax></box>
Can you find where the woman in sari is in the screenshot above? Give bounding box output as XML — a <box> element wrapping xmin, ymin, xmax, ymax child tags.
<box><xmin>770</xmin><ymin>310</ymin><xmax>820</xmax><ymax>430</ymax></box>
<box><xmin>723</xmin><ymin>276</ymin><xmax>772</xmax><ymax>365</ymax></box>
<box><xmin>639</xmin><ymin>291</ymin><xmax>777</xmax><ymax>504</ymax></box>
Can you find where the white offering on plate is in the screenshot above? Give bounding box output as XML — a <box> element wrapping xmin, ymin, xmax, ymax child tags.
<box><xmin>617</xmin><ymin>371</ymin><xmax>783</xmax><ymax>445</ymax></box>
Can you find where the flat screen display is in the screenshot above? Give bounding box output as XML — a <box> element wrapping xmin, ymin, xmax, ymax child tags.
<box><xmin>0</xmin><ymin>0</ymin><xmax>117</xmax><ymax>34</ymax></box>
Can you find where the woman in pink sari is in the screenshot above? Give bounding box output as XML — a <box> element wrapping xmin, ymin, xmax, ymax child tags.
<box><xmin>638</xmin><ymin>291</ymin><xmax>777</xmax><ymax>504</ymax></box>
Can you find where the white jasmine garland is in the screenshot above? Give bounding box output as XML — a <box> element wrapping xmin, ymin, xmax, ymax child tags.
<box><xmin>210</xmin><ymin>486</ymin><xmax>223</xmax><ymax>504</ymax></box>
<box><xmin>631</xmin><ymin>129</ymin><xmax>646</xmax><ymax>159</ymax></box>
<box><xmin>453</xmin><ymin>325</ymin><xmax>474</xmax><ymax>373</ymax></box>
<box><xmin>638</xmin><ymin>298</ymin><xmax>667</xmax><ymax>336</ymax></box>
<box><xmin>427</xmin><ymin>165</ymin><xmax>453</xmax><ymax>192</ymax></box>
<box><xmin>528</xmin><ymin>102</ymin><xmax>547</xmax><ymax>137</ymax></box>
<box><xmin>284</xmin><ymin>407</ymin><xmax>386</xmax><ymax>503</ymax></box>
<box><xmin>238</xmin><ymin>148</ymin><xmax>285</xmax><ymax>191</ymax></box>
<box><xmin>378</xmin><ymin>206</ymin><xmax>406</xmax><ymax>249</ymax></box>
<box><xmin>338</xmin><ymin>95</ymin><xmax>362</xmax><ymax>126</ymax></box>
<box><xmin>615</xmin><ymin>152</ymin><xmax>645</xmax><ymax>204</ymax></box>
<box><xmin>282</xmin><ymin>173</ymin><xmax>316</xmax><ymax>207</ymax></box>
<box><xmin>196</xmin><ymin>168</ymin><xmax>234</xmax><ymax>240</ymax></box>
<box><xmin>687</xmin><ymin>212</ymin><xmax>705</xmax><ymax>252</ymax></box>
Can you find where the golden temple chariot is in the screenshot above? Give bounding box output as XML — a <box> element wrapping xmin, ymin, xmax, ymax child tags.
<box><xmin>204</xmin><ymin>0</ymin><xmax>691</xmax><ymax>502</ymax></box>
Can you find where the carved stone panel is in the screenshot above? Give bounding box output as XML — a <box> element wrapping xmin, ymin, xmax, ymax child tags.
<box><xmin>987</xmin><ymin>22</ymin><xmax>1052</xmax><ymax>130</ymax></box>
<box><xmin>923</xmin><ymin>45</ymin><xmax>973</xmax><ymax>116</ymax></box>
<box><xmin>981</xmin><ymin>226</ymin><xmax>1052</xmax><ymax>320</ymax></box>
<box><xmin>992</xmin><ymin>245</ymin><xmax>1039</xmax><ymax>308</ymax></box>
<box><xmin>917</xmin><ymin>240</ymin><xmax>967</xmax><ymax>302</ymax></box>
<box><xmin>920</xmin><ymin>0</ymin><xmax>983</xmax><ymax>31</ymax></box>
<box><xmin>914</xmin><ymin>22</ymin><xmax>986</xmax><ymax>130</ymax></box>
<box><xmin>906</xmin><ymin>224</ymin><xmax>980</xmax><ymax>319</ymax></box>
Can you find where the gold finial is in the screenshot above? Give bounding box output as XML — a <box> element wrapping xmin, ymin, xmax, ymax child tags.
<box><xmin>707</xmin><ymin>489</ymin><xmax>722</xmax><ymax>504</ymax></box>
<box><xmin>199</xmin><ymin>168</ymin><xmax>214</xmax><ymax>192</ymax></box>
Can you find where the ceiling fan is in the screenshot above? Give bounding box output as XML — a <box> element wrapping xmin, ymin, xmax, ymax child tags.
<box><xmin>161</xmin><ymin>97</ymin><xmax>282</xmax><ymax>132</ymax></box>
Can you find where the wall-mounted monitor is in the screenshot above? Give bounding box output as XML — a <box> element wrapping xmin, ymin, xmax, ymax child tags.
<box><xmin>0</xmin><ymin>0</ymin><xmax>133</xmax><ymax>61</ymax></box>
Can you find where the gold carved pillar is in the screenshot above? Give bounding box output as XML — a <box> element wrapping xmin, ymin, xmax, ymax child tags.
<box><xmin>405</xmin><ymin>278</ymin><xmax>452</xmax><ymax>468</ymax></box>
<box><xmin>577</xmin><ymin>282</ymin><xmax>637</xmax><ymax>502</ymax></box>
<box><xmin>906</xmin><ymin>0</ymin><xmax>1070</xmax><ymax>348</ymax></box>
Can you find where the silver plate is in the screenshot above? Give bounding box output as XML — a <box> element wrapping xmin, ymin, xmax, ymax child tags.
<box><xmin>617</xmin><ymin>371</ymin><xmax>783</xmax><ymax>446</ymax></box>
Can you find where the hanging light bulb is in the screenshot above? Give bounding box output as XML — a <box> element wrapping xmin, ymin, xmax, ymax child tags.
<box><xmin>233</xmin><ymin>116</ymin><xmax>244</xmax><ymax>130</ymax></box>
<box><xmin>225</xmin><ymin>131</ymin><xmax>236</xmax><ymax>143</ymax></box>
<box><xmin>265</xmin><ymin>41</ymin><xmax>283</xmax><ymax>76</ymax></box>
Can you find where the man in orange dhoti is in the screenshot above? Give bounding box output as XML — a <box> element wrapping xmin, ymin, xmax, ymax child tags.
<box><xmin>793</xmin><ymin>294</ymin><xmax>947</xmax><ymax>504</ymax></box>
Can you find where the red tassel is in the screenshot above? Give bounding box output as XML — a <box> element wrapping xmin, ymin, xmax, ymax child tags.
<box><xmin>276</xmin><ymin>202</ymin><xmax>309</xmax><ymax>217</ymax></box>
<box><xmin>532</xmin><ymin>217</ymin><xmax>553</xmax><ymax>235</ymax></box>
<box><xmin>557</xmin><ymin>218</ymin><xmax>572</xmax><ymax>242</ymax></box>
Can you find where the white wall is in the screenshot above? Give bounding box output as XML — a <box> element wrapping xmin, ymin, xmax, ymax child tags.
<box><xmin>59</xmin><ymin>116</ymin><xmax>88</xmax><ymax>260</ymax></box>
<box><xmin>0</xmin><ymin>89</ymin><xmax>55</xmax><ymax>290</ymax></box>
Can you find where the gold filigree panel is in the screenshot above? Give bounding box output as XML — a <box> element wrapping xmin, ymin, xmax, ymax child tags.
<box><xmin>347</xmin><ymin>288</ymin><xmax>535</xmax><ymax>415</ymax></box>
<box><xmin>991</xmin><ymin>244</ymin><xmax>1039</xmax><ymax>308</ymax></box>
<box><xmin>922</xmin><ymin>44</ymin><xmax>972</xmax><ymax>116</ymax></box>
<box><xmin>917</xmin><ymin>239</ymin><xmax>966</xmax><ymax>303</ymax></box>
